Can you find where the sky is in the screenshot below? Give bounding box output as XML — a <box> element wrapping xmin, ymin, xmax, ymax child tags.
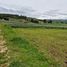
<box><xmin>0</xmin><ymin>0</ymin><xmax>67</xmax><ymax>11</ymax></box>
<box><xmin>0</xmin><ymin>0</ymin><xmax>67</xmax><ymax>19</ymax></box>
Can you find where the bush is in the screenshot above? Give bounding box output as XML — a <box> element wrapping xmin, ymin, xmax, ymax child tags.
<box><xmin>48</xmin><ymin>20</ymin><xmax>52</xmax><ymax>23</ymax></box>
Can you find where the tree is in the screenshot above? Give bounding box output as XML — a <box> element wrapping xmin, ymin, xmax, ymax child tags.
<box><xmin>4</xmin><ymin>17</ymin><xmax>9</xmax><ymax>21</ymax></box>
<box><xmin>31</xmin><ymin>19</ymin><xmax>39</xmax><ymax>23</ymax></box>
<box><xmin>43</xmin><ymin>19</ymin><xmax>47</xmax><ymax>23</ymax></box>
<box><xmin>48</xmin><ymin>20</ymin><xmax>52</xmax><ymax>23</ymax></box>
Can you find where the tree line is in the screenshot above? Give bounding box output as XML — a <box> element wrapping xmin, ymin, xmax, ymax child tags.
<box><xmin>0</xmin><ymin>14</ymin><xmax>57</xmax><ymax>24</ymax></box>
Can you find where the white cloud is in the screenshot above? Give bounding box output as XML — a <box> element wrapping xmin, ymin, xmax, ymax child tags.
<box><xmin>0</xmin><ymin>0</ymin><xmax>67</xmax><ymax>19</ymax></box>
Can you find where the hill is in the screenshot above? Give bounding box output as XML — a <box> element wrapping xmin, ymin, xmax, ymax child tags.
<box><xmin>0</xmin><ymin>14</ymin><xmax>67</xmax><ymax>29</ymax></box>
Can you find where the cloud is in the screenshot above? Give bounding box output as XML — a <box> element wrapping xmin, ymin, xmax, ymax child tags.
<box><xmin>0</xmin><ymin>4</ymin><xmax>67</xmax><ymax>19</ymax></box>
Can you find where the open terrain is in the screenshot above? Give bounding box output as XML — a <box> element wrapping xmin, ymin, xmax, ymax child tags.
<box><xmin>0</xmin><ymin>14</ymin><xmax>67</xmax><ymax>67</ymax></box>
<box><xmin>0</xmin><ymin>24</ymin><xmax>67</xmax><ymax>67</ymax></box>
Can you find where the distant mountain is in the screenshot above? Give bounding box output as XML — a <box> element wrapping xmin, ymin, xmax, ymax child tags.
<box><xmin>0</xmin><ymin>6</ymin><xmax>67</xmax><ymax>19</ymax></box>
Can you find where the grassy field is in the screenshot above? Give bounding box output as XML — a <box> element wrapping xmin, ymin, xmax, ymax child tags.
<box><xmin>0</xmin><ymin>24</ymin><xmax>67</xmax><ymax>67</ymax></box>
<box><xmin>0</xmin><ymin>20</ymin><xmax>67</xmax><ymax>29</ymax></box>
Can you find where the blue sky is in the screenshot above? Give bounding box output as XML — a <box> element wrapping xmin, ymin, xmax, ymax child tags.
<box><xmin>0</xmin><ymin>0</ymin><xmax>67</xmax><ymax>11</ymax></box>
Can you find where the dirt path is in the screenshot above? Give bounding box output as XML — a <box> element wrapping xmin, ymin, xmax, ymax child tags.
<box><xmin>0</xmin><ymin>30</ymin><xmax>9</xmax><ymax>67</ymax></box>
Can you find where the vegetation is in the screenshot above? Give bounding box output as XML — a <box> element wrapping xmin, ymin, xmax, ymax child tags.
<box><xmin>0</xmin><ymin>14</ymin><xmax>67</xmax><ymax>67</ymax></box>
<box><xmin>0</xmin><ymin>14</ymin><xmax>67</xmax><ymax>29</ymax></box>
<box><xmin>0</xmin><ymin>24</ymin><xmax>67</xmax><ymax>67</ymax></box>
<box><xmin>0</xmin><ymin>14</ymin><xmax>67</xmax><ymax>24</ymax></box>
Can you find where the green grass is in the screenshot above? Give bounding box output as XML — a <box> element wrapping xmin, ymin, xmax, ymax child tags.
<box><xmin>0</xmin><ymin>24</ymin><xmax>67</xmax><ymax>67</ymax></box>
<box><xmin>14</xmin><ymin>28</ymin><xmax>67</xmax><ymax>67</ymax></box>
